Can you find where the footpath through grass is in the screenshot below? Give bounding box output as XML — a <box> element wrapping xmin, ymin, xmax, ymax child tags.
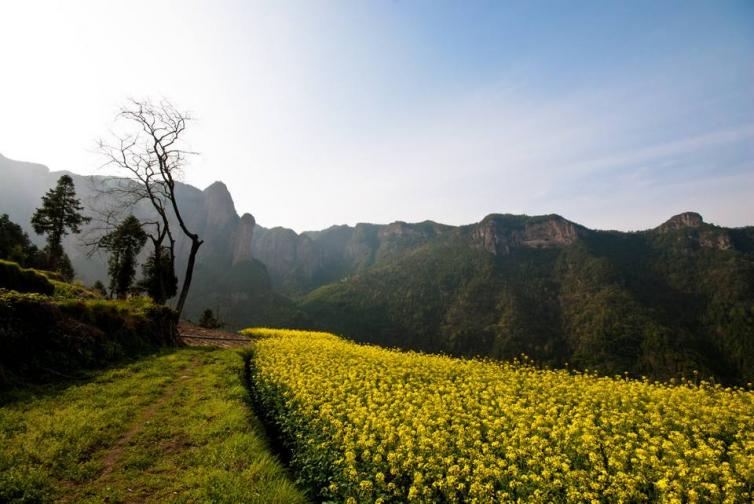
<box><xmin>0</xmin><ymin>347</ymin><xmax>307</xmax><ymax>503</ymax></box>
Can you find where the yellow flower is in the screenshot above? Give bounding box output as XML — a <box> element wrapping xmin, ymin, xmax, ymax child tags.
<box><xmin>244</xmin><ymin>327</ymin><xmax>754</xmax><ymax>503</ymax></box>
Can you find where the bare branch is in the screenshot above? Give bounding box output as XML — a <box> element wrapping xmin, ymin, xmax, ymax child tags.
<box><xmin>94</xmin><ymin>97</ymin><xmax>201</xmax><ymax>316</ymax></box>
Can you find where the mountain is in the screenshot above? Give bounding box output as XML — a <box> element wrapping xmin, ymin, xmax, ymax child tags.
<box><xmin>298</xmin><ymin>213</ymin><xmax>754</xmax><ymax>383</ymax></box>
<box><xmin>0</xmin><ymin>153</ymin><xmax>295</xmax><ymax>325</ymax></box>
<box><xmin>2</xmin><ymin>153</ymin><xmax>753</xmax><ymax>383</ymax></box>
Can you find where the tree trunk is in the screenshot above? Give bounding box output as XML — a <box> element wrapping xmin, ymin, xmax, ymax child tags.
<box><xmin>175</xmin><ymin>238</ymin><xmax>202</xmax><ymax>317</ymax></box>
<box><xmin>153</xmin><ymin>243</ymin><xmax>166</xmax><ymax>304</ymax></box>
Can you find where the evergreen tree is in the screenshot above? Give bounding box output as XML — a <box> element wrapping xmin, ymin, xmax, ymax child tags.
<box><xmin>56</xmin><ymin>253</ymin><xmax>75</xmax><ymax>282</ymax></box>
<box><xmin>0</xmin><ymin>214</ymin><xmax>44</xmax><ymax>267</ymax></box>
<box><xmin>198</xmin><ymin>308</ymin><xmax>223</xmax><ymax>329</ymax></box>
<box><xmin>30</xmin><ymin>175</ymin><xmax>90</xmax><ymax>276</ymax></box>
<box><xmin>92</xmin><ymin>280</ymin><xmax>108</xmax><ymax>298</ymax></box>
<box><xmin>139</xmin><ymin>246</ymin><xmax>178</xmax><ymax>304</ymax></box>
<box><xmin>100</xmin><ymin>215</ymin><xmax>147</xmax><ymax>298</ymax></box>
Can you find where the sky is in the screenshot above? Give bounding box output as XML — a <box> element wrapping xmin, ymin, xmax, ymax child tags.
<box><xmin>0</xmin><ymin>0</ymin><xmax>752</xmax><ymax>232</ymax></box>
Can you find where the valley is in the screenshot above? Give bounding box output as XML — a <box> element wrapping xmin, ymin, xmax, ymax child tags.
<box><xmin>2</xmin><ymin>2</ymin><xmax>752</xmax><ymax>501</ymax></box>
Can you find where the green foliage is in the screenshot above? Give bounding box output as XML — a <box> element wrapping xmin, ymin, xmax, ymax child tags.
<box><xmin>0</xmin><ymin>289</ymin><xmax>177</xmax><ymax>387</ymax></box>
<box><xmin>91</xmin><ymin>280</ymin><xmax>107</xmax><ymax>297</ymax></box>
<box><xmin>49</xmin><ymin>279</ymin><xmax>100</xmax><ymax>300</ymax></box>
<box><xmin>301</xmin><ymin>225</ymin><xmax>754</xmax><ymax>384</ymax></box>
<box><xmin>0</xmin><ymin>214</ymin><xmax>45</xmax><ymax>268</ymax></box>
<box><xmin>47</xmin><ymin>247</ymin><xmax>75</xmax><ymax>282</ymax></box>
<box><xmin>99</xmin><ymin>215</ymin><xmax>147</xmax><ymax>298</ymax></box>
<box><xmin>198</xmin><ymin>308</ymin><xmax>223</xmax><ymax>329</ymax></box>
<box><xmin>0</xmin><ymin>349</ymin><xmax>307</xmax><ymax>503</ymax></box>
<box><xmin>0</xmin><ymin>259</ymin><xmax>54</xmax><ymax>295</ymax></box>
<box><xmin>139</xmin><ymin>246</ymin><xmax>177</xmax><ymax>304</ymax></box>
<box><xmin>30</xmin><ymin>175</ymin><xmax>90</xmax><ymax>276</ymax></box>
<box><xmin>0</xmin><ymin>257</ymin><xmax>101</xmax><ymax>301</ymax></box>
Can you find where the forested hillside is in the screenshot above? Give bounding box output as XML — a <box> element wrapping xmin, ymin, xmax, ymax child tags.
<box><xmin>301</xmin><ymin>213</ymin><xmax>754</xmax><ymax>383</ymax></box>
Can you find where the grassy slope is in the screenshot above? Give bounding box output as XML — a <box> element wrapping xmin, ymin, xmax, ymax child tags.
<box><xmin>0</xmin><ymin>347</ymin><xmax>307</xmax><ymax>504</ymax></box>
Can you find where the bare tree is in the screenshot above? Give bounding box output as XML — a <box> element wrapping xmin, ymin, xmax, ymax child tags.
<box><xmin>94</xmin><ymin>98</ymin><xmax>203</xmax><ymax>316</ymax></box>
<box><xmin>87</xmin><ymin>168</ymin><xmax>177</xmax><ymax>304</ymax></box>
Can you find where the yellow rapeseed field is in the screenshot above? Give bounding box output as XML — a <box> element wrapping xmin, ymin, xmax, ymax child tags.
<box><xmin>242</xmin><ymin>328</ymin><xmax>754</xmax><ymax>503</ymax></box>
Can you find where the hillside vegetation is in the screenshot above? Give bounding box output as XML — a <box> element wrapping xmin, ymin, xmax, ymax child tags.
<box><xmin>0</xmin><ymin>259</ymin><xmax>177</xmax><ymax>387</ymax></box>
<box><xmin>2</xmin><ymin>155</ymin><xmax>753</xmax><ymax>383</ymax></box>
<box><xmin>301</xmin><ymin>214</ymin><xmax>754</xmax><ymax>384</ymax></box>
<box><xmin>244</xmin><ymin>328</ymin><xmax>754</xmax><ymax>503</ymax></box>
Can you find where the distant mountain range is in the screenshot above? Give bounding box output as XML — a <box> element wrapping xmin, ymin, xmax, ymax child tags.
<box><xmin>2</xmin><ymin>153</ymin><xmax>752</xmax><ymax>383</ymax></box>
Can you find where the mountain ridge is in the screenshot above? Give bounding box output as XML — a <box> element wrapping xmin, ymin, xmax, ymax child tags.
<box><xmin>2</xmin><ymin>153</ymin><xmax>752</xmax><ymax>382</ymax></box>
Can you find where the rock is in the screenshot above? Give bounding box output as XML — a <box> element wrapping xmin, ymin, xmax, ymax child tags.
<box><xmin>473</xmin><ymin>214</ymin><xmax>585</xmax><ymax>255</ymax></box>
<box><xmin>521</xmin><ymin>217</ymin><xmax>582</xmax><ymax>248</ymax></box>
<box><xmin>232</xmin><ymin>213</ymin><xmax>255</xmax><ymax>265</ymax></box>
<box><xmin>654</xmin><ymin>212</ymin><xmax>734</xmax><ymax>250</ymax></box>
<box><xmin>202</xmin><ymin>181</ymin><xmax>237</xmax><ymax>231</ymax></box>
<box><xmin>699</xmin><ymin>233</ymin><xmax>732</xmax><ymax>251</ymax></box>
<box><xmin>656</xmin><ymin>212</ymin><xmax>704</xmax><ymax>233</ymax></box>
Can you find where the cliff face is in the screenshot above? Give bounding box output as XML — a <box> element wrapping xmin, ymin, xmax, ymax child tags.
<box><xmin>4</xmin><ymin>152</ymin><xmax>752</xmax><ymax>362</ymax></box>
<box><xmin>472</xmin><ymin>214</ymin><xmax>586</xmax><ymax>255</ymax></box>
<box><xmin>656</xmin><ymin>212</ymin><xmax>704</xmax><ymax>232</ymax></box>
<box><xmin>0</xmin><ymin>155</ymin><xmax>265</xmax><ymax>323</ymax></box>
<box><xmin>180</xmin><ymin>181</ymin><xmax>257</xmax><ymax>267</ymax></box>
<box><xmin>233</xmin><ymin>213</ymin><xmax>256</xmax><ymax>265</ymax></box>
<box><xmin>250</xmin><ymin>215</ymin><xmax>592</xmax><ymax>295</ymax></box>
<box><xmin>654</xmin><ymin>212</ymin><xmax>732</xmax><ymax>250</ymax></box>
<box><xmin>202</xmin><ymin>181</ymin><xmax>238</xmax><ymax>233</ymax></box>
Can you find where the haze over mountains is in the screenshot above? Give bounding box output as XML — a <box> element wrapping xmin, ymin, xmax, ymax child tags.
<box><xmin>2</xmin><ymin>153</ymin><xmax>753</xmax><ymax>383</ymax></box>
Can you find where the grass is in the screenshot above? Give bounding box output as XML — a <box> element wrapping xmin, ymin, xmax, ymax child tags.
<box><xmin>0</xmin><ymin>347</ymin><xmax>307</xmax><ymax>503</ymax></box>
<box><xmin>49</xmin><ymin>279</ymin><xmax>100</xmax><ymax>300</ymax></box>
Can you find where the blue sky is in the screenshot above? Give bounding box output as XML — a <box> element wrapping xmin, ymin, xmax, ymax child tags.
<box><xmin>0</xmin><ymin>0</ymin><xmax>752</xmax><ymax>231</ymax></box>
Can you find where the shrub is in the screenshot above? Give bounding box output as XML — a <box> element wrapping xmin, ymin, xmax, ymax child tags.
<box><xmin>49</xmin><ymin>279</ymin><xmax>100</xmax><ymax>300</ymax></box>
<box><xmin>0</xmin><ymin>291</ymin><xmax>178</xmax><ymax>387</ymax></box>
<box><xmin>0</xmin><ymin>259</ymin><xmax>54</xmax><ymax>295</ymax></box>
<box><xmin>198</xmin><ymin>308</ymin><xmax>223</xmax><ymax>329</ymax></box>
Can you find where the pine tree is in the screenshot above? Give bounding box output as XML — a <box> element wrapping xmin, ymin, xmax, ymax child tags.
<box><xmin>30</xmin><ymin>175</ymin><xmax>90</xmax><ymax>277</ymax></box>
<box><xmin>100</xmin><ymin>215</ymin><xmax>148</xmax><ymax>299</ymax></box>
<box><xmin>139</xmin><ymin>246</ymin><xmax>178</xmax><ymax>304</ymax></box>
<box><xmin>198</xmin><ymin>308</ymin><xmax>223</xmax><ymax>329</ymax></box>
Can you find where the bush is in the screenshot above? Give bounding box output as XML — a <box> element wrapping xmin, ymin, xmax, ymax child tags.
<box><xmin>0</xmin><ymin>291</ymin><xmax>178</xmax><ymax>387</ymax></box>
<box><xmin>198</xmin><ymin>308</ymin><xmax>223</xmax><ymax>329</ymax></box>
<box><xmin>0</xmin><ymin>259</ymin><xmax>54</xmax><ymax>295</ymax></box>
<box><xmin>49</xmin><ymin>279</ymin><xmax>100</xmax><ymax>300</ymax></box>
<box><xmin>0</xmin><ymin>213</ymin><xmax>45</xmax><ymax>268</ymax></box>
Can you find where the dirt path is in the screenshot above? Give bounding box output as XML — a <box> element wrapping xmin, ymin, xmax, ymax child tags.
<box><xmin>6</xmin><ymin>348</ymin><xmax>307</xmax><ymax>503</ymax></box>
<box><xmin>90</xmin><ymin>324</ymin><xmax>249</xmax><ymax>486</ymax></box>
<box><xmin>178</xmin><ymin>322</ymin><xmax>251</xmax><ymax>348</ymax></box>
<box><xmin>98</xmin><ymin>359</ymin><xmax>199</xmax><ymax>479</ymax></box>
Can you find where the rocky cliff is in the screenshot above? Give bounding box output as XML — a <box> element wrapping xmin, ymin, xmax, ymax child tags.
<box><xmin>233</xmin><ymin>213</ymin><xmax>256</xmax><ymax>265</ymax></box>
<box><xmin>0</xmin><ymin>154</ymin><xmax>268</xmax><ymax>323</ymax></box>
<box><xmin>471</xmin><ymin>214</ymin><xmax>587</xmax><ymax>255</ymax></box>
<box><xmin>654</xmin><ymin>212</ymin><xmax>732</xmax><ymax>250</ymax></box>
<box><xmin>251</xmin><ymin>214</ymin><xmax>592</xmax><ymax>295</ymax></box>
<box><xmin>656</xmin><ymin>211</ymin><xmax>704</xmax><ymax>232</ymax></box>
